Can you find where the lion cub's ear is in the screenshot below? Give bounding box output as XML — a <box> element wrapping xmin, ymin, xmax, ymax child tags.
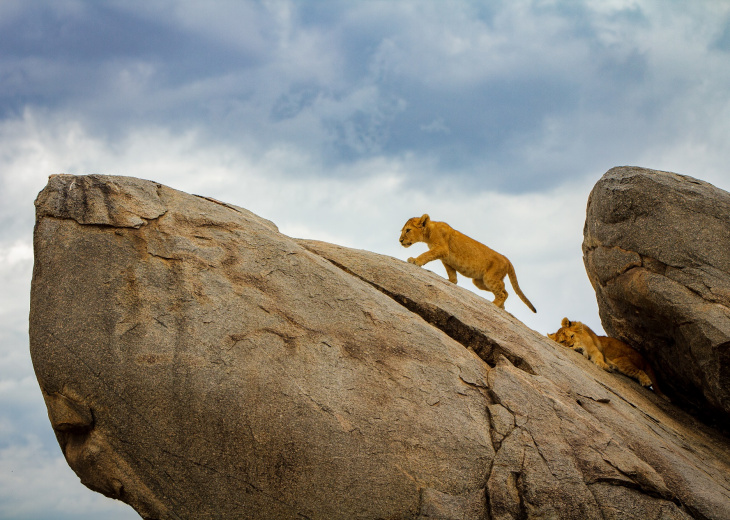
<box><xmin>561</xmin><ymin>317</ymin><xmax>571</xmax><ymax>328</ymax></box>
<box><xmin>418</xmin><ymin>214</ymin><xmax>430</xmax><ymax>227</ymax></box>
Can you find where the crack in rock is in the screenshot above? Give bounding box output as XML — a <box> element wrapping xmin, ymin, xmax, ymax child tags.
<box><xmin>304</xmin><ymin>251</ymin><xmax>536</xmax><ymax>375</ymax></box>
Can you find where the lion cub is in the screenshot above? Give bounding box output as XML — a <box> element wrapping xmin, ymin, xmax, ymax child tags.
<box><xmin>399</xmin><ymin>214</ymin><xmax>536</xmax><ymax>312</ymax></box>
<box><xmin>549</xmin><ymin>318</ymin><xmax>665</xmax><ymax>396</ymax></box>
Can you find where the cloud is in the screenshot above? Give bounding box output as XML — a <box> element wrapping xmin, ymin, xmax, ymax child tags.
<box><xmin>2</xmin><ymin>1</ymin><xmax>728</xmax><ymax>192</ymax></box>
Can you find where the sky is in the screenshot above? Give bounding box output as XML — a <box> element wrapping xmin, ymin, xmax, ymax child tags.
<box><xmin>1</xmin><ymin>1</ymin><xmax>730</xmax><ymax>518</ymax></box>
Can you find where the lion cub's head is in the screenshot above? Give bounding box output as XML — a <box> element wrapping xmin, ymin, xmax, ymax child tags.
<box><xmin>547</xmin><ymin>317</ymin><xmax>584</xmax><ymax>352</ymax></box>
<box><xmin>399</xmin><ymin>214</ymin><xmax>430</xmax><ymax>247</ymax></box>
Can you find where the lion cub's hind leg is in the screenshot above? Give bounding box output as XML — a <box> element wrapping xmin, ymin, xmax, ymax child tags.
<box><xmin>473</xmin><ymin>277</ymin><xmax>508</xmax><ymax>309</ymax></box>
<box><xmin>442</xmin><ymin>262</ymin><xmax>458</xmax><ymax>284</ymax></box>
<box><xmin>482</xmin><ymin>274</ymin><xmax>509</xmax><ymax>309</ymax></box>
<box><xmin>473</xmin><ymin>278</ymin><xmax>487</xmax><ymax>291</ymax></box>
<box><xmin>637</xmin><ymin>371</ymin><xmax>653</xmax><ymax>387</ymax></box>
<box><xmin>611</xmin><ymin>357</ymin><xmax>653</xmax><ymax>387</ymax></box>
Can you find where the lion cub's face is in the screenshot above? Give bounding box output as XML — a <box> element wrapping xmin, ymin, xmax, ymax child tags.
<box><xmin>399</xmin><ymin>215</ymin><xmax>429</xmax><ymax>247</ymax></box>
<box><xmin>548</xmin><ymin>328</ymin><xmax>577</xmax><ymax>348</ymax></box>
<box><xmin>548</xmin><ymin>319</ymin><xmax>584</xmax><ymax>353</ymax></box>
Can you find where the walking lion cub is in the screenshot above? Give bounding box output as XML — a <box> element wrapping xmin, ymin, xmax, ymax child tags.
<box><xmin>399</xmin><ymin>214</ymin><xmax>536</xmax><ymax>312</ymax></box>
<box><xmin>549</xmin><ymin>318</ymin><xmax>665</xmax><ymax>397</ymax></box>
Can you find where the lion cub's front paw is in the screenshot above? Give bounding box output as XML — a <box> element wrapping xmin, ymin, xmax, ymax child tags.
<box><xmin>407</xmin><ymin>257</ymin><xmax>418</xmax><ymax>265</ymax></box>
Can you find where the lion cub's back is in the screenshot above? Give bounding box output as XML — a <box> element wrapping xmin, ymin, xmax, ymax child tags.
<box><xmin>599</xmin><ymin>336</ymin><xmax>648</xmax><ymax>368</ymax></box>
<box><xmin>438</xmin><ymin>223</ymin><xmax>507</xmax><ymax>276</ymax></box>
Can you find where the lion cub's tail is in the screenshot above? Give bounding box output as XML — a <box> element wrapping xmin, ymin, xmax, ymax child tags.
<box><xmin>644</xmin><ymin>363</ymin><xmax>669</xmax><ymax>400</ymax></box>
<box><xmin>507</xmin><ymin>262</ymin><xmax>537</xmax><ymax>313</ymax></box>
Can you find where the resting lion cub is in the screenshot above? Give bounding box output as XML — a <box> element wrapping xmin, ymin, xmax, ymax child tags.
<box><xmin>399</xmin><ymin>214</ymin><xmax>536</xmax><ymax>312</ymax></box>
<box><xmin>549</xmin><ymin>318</ymin><xmax>665</xmax><ymax>397</ymax></box>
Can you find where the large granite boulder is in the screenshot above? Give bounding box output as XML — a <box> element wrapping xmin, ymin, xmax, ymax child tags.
<box><xmin>31</xmin><ymin>174</ymin><xmax>730</xmax><ymax>519</ymax></box>
<box><xmin>583</xmin><ymin>166</ymin><xmax>730</xmax><ymax>430</ymax></box>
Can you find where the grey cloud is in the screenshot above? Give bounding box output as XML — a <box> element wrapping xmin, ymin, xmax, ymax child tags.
<box><xmin>2</xmin><ymin>1</ymin><xmax>729</xmax><ymax>191</ymax></box>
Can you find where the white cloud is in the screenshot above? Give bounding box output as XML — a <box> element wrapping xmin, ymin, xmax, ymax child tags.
<box><xmin>0</xmin><ymin>240</ymin><xmax>33</xmax><ymax>272</ymax></box>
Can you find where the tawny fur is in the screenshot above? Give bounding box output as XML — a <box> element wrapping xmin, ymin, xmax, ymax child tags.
<box><xmin>549</xmin><ymin>318</ymin><xmax>665</xmax><ymax>398</ymax></box>
<box><xmin>548</xmin><ymin>318</ymin><xmax>614</xmax><ymax>371</ymax></box>
<box><xmin>399</xmin><ymin>214</ymin><xmax>536</xmax><ymax>312</ymax></box>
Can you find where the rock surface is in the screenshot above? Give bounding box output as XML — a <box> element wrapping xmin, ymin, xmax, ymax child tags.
<box><xmin>583</xmin><ymin>166</ymin><xmax>730</xmax><ymax>430</ymax></box>
<box><xmin>31</xmin><ymin>174</ymin><xmax>730</xmax><ymax>519</ymax></box>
